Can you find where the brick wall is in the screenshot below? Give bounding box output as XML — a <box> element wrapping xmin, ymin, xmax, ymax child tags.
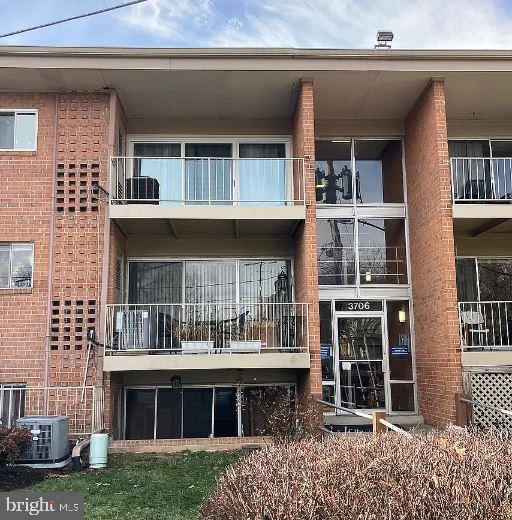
<box><xmin>404</xmin><ymin>80</ymin><xmax>462</xmax><ymax>426</ymax></box>
<box><xmin>0</xmin><ymin>93</ymin><xmax>57</xmax><ymax>387</ymax></box>
<box><xmin>292</xmin><ymin>80</ymin><xmax>322</xmax><ymax>403</ymax></box>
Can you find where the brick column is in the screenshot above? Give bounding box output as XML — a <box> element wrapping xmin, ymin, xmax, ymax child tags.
<box><xmin>405</xmin><ymin>79</ymin><xmax>462</xmax><ymax>426</ymax></box>
<box><xmin>292</xmin><ymin>79</ymin><xmax>322</xmax><ymax>404</ymax></box>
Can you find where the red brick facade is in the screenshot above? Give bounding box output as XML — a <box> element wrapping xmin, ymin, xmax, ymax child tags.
<box><xmin>292</xmin><ymin>80</ymin><xmax>322</xmax><ymax>401</ymax></box>
<box><xmin>404</xmin><ymin>80</ymin><xmax>463</xmax><ymax>426</ymax></box>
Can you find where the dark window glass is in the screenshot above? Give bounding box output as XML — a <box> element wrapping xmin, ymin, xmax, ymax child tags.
<box><xmin>390</xmin><ymin>383</ymin><xmax>415</xmax><ymax>412</ymax></box>
<box><xmin>491</xmin><ymin>141</ymin><xmax>512</xmax><ymax>157</ymax></box>
<box><xmin>358</xmin><ymin>219</ymin><xmax>407</xmax><ymax>285</ymax></box>
<box><xmin>0</xmin><ymin>113</ymin><xmax>15</xmax><ymax>149</ymax></box>
<box><xmin>456</xmin><ymin>258</ymin><xmax>478</xmax><ymax>302</ymax></box>
<box><xmin>156</xmin><ymin>389</ymin><xmax>182</xmax><ymax>439</ymax></box>
<box><xmin>448</xmin><ymin>140</ymin><xmax>490</xmax><ymax>158</ymax></box>
<box><xmin>214</xmin><ymin>387</ymin><xmax>238</xmax><ymax>437</ymax></box>
<box><xmin>317</xmin><ymin>219</ymin><xmax>355</xmax><ymax>285</ymax></box>
<box><xmin>183</xmin><ymin>388</ymin><xmax>213</xmax><ymax>438</ymax></box>
<box><xmin>125</xmin><ymin>389</ymin><xmax>155</xmax><ymax>440</ymax></box>
<box><xmin>354</xmin><ymin>140</ymin><xmax>403</xmax><ymax>204</ymax></box>
<box><xmin>315</xmin><ymin>141</ymin><xmax>352</xmax><ymax>204</ymax></box>
<box><xmin>128</xmin><ymin>262</ymin><xmax>182</xmax><ymax>304</ymax></box>
<box><xmin>478</xmin><ymin>260</ymin><xmax>512</xmax><ymax>301</ymax></box>
<box><xmin>387</xmin><ymin>301</ymin><xmax>413</xmax><ymax>381</ymax></box>
<box><xmin>319</xmin><ymin>301</ymin><xmax>334</xmax><ymax>381</ymax></box>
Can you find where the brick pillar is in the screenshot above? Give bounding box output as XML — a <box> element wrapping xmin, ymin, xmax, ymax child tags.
<box><xmin>293</xmin><ymin>79</ymin><xmax>322</xmax><ymax>407</ymax></box>
<box><xmin>405</xmin><ymin>79</ymin><xmax>462</xmax><ymax>426</ymax></box>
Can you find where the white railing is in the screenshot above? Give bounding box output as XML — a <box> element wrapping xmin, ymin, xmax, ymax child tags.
<box><xmin>451</xmin><ymin>157</ymin><xmax>512</xmax><ymax>202</ymax></box>
<box><xmin>105</xmin><ymin>302</ymin><xmax>309</xmax><ymax>354</ymax></box>
<box><xmin>110</xmin><ymin>156</ymin><xmax>305</xmax><ymax>206</ymax></box>
<box><xmin>459</xmin><ymin>301</ymin><xmax>512</xmax><ymax>350</ymax></box>
<box><xmin>0</xmin><ymin>385</ymin><xmax>104</xmax><ymax>435</ymax></box>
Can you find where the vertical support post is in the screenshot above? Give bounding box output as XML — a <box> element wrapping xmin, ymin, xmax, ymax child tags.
<box><xmin>372</xmin><ymin>410</ymin><xmax>387</xmax><ymax>435</ymax></box>
<box><xmin>455</xmin><ymin>392</ymin><xmax>471</xmax><ymax>427</ymax></box>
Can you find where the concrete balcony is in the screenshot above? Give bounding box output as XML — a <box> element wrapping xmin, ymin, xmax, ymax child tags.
<box><xmin>109</xmin><ymin>157</ymin><xmax>305</xmax><ymax>238</ymax></box>
<box><xmin>104</xmin><ymin>302</ymin><xmax>310</xmax><ymax>371</ymax></box>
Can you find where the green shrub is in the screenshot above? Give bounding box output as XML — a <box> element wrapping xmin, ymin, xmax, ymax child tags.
<box><xmin>200</xmin><ymin>429</ymin><xmax>512</xmax><ymax>519</ymax></box>
<box><xmin>0</xmin><ymin>426</ymin><xmax>32</xmax><ymax>467</ymax></box>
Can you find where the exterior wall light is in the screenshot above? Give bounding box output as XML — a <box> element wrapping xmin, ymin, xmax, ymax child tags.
<box><xmin>399</xmin><ymin>310</ymin><xmax>407</xmax><ymax>323</ymax></box>
<box><xmin>365</xmin><ymin>271</ymin><xmax>372</xmax><ymax>282</ymax></box>
<box><xmin>169</xmin><ymin>374</ymin><xmax>182</xmax><ymax>390</ymax></box>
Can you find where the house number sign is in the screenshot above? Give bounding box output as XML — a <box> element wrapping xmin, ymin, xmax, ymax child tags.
<box><xmin>335</xmin><ymin>300</ymin><xmax>383</xmax><ymax>312</ymax></box>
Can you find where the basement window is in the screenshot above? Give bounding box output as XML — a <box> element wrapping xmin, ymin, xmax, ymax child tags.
<box><xmin>0</xmin><ymin>110</ymin><xmax>37</xmax><ymax>150</ymax></box>
<box><xmin>0</xmin><ymin>243</ymin><xmax>34</xmax><ymax>289</ymax></box>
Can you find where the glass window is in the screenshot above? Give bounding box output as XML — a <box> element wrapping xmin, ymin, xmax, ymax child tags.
<box><xmin>0</xmin><ymin>111</ymin><xmax>36</xmax><ymax>150</ymax></box>
<box><xmin>317</xmin><ymin>219</ymin><xmax>356</xmax><ymax>285</ymax></box>
<box><xmin>0</xmin><ymin>243</ymin><xmax>34</xmax><ymax>289</ymax></box>
<box><xmin>156</xmin><ymin>388</ymin><xmax>182</xmax><ymax>439</ymax></box>
<box><xmin>315</xmin><ymin>141</ymin><xmax>352</xmax><ymax>204</ymax></box>
<box><xmin>387</xmin><ymin>301</ymin><xmax>413</xmax><ymax>381</ymax></box>
<box><xmin>358</xmin><ymin>219</ymin><xmax>407</xmax><ymax>285</ymax></box>
<box><xmin>0</xmin><ymin>384</ymin><xmax>26</xmax><ymax>428</ymax></box>
<box><xmin>320</xmin><ymin>301</ymin><xmax>334</xmax><ymax>381</ymax></box>
<box><xmin>491</xmin><ymin>141</ymin><xmax>512</xmax><ymax>157</ymax></box>
<box><xmin>390</xmin><ymin>383</ymin><xmax>415</xmax><ymax>412</ymax></box>
<box><xmin>448</xmin><ymin>140</ymin><xmax>490</xmax><ymax>158</ymax></box>
<box><xmin>239</xmin><ymin>143</ymin><xmax>286</xmax><ymax>205</ymax></box>
<box><xmin>456</xmin><ymin>258</ymin><xmax>478</xmax><ymax>302</ymax></box>
<box><xmin>132</xmin><ymin>143</ymin><xmax>181</xmax><ymax>205</ymax></box>
<box><xmin>125</xmin><ymin>389</ymin><xmax>156</xmax><ymax>440</ymax></box>
<box><xmin>239</xmin><ymin>260</ymin><xmax>291</xmax><ymax>303</ymax></box>
<box><xmin>185</xmin><ymin>261</ymin><xmax>236</xmax><ymax>304</ymax></box>
<box><xmin>183</xmin><ymin>388</ymin><xmax>213</xmax><ymax>438</ymax></box>
<box><xmin>128</xmin><ymin>262</ymin><xmax>182</xmax><ymax>304</ymax></box>
<box><xmin>478</xmin><ymin>260</ymin><xmax>512</xmax><ymax>301</ymax></box>
<box><xmin>185</xmin><ymin>143</ymin><xmax>233</xmax><ymax>205</ymax></box>
<box><xmin>214</xmin><ymin>387</ymin><xmax>238</xmax><ymax>437</ymax></box>
<box><xmin>354</xmin><ymin>140</ymin><xmax>403</xmax><ymax>204</ymax></box>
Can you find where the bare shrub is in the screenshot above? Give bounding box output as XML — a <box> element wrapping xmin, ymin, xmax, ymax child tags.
<box><xmin>200</xmin><ymin>428</ymin><xmax>512</xmax><ymax>519</ymax></box>
<box><xmin>242</xmin><ymin>387</ymin><xmax>320</xmax><ymax>444</ymax></box>
<box><xmin>0</xmin><ymin>426</ymin><xmax>32</xmax><ymax>467</ymax></box>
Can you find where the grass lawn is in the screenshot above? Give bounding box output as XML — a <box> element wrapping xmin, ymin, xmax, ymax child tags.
<box><xmin>5</xmin><ymin>451</ymin><xmax>241</xmax><ymax>520</ymax></box>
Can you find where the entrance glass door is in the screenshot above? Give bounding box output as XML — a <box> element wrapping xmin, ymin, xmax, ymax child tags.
<box><xmin>336</xmin><ymin>316</ymin><xmax>386</xmax><ymax>409</ymax></box>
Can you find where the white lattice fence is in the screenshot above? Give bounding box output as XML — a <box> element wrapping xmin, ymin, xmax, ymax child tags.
<box><xmin>470</xmin><ymin>372</ymin><xmax>512</xmax><ymax>429</ymax></box>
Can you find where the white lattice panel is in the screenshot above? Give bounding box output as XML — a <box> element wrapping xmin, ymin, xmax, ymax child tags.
<box><xmin>470</xmin><ymin>372</ymin><xmax>512</xmax><ymax>429</ymax></box>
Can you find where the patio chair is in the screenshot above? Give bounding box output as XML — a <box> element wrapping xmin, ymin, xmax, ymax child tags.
<box><xmin>460</xmin><ymin>310</ymin><xmax>489</xmax><ymax>348</ymax></box>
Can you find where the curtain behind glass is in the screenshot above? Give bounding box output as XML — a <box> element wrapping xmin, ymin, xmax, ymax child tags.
<box><xmin>128</xmin><ymin>262</ymin><xmax>182</xmax><ymax>304</ymax></box>
<box><xmin>185</xmin><ymin>144</ymin><xmax>232</xmax><ymax>205</ymax></box>
<box><xmin>185</xmin><ymin>261</ymin><xmax>236</xmax><ymax>303</ymax></box>
<box><xmin>133</xmin><ymin>143</ymin><xmax>181</xmax><ymax>205</ymax></box>
<box><xmin>238</xmin><ymin>144</ymin><xmax>286</xmax><ymax>205</ymax></box>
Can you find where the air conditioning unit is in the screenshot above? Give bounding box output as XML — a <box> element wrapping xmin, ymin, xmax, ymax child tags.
<box><xmin>116</xmin><ymin>310</ymin><xmax>151</xmax><ymax>349</ymax></box>
<box><xmin>15</xmin><ymin>415</ymin><xmax>71</xmax><ymax>468</ymax></box>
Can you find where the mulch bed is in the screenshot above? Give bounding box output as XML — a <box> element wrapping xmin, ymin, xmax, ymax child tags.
<box><xmin>0</xmin><ymin>465</ymin><xmax>74</xmax><ymax>491</ymax></box>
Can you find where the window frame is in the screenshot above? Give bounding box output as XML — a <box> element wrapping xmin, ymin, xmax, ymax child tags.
<box><xmin>0</xmin><ymin>242</ymin><xmax>34</xmax><ymax>289</ymax></box>
<box><xmin>0</xmin><ymin>109</ymin><xmax>38</xmax><ymax>152</ymax></box>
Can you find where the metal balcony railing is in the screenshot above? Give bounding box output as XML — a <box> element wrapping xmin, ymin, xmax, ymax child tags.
<box><xmin>459</xmin><ymin>301</ymin><xmax>512</xmax><ymax>350</ymax></box>
<box><xmin>110</xmin><ymin>157</ymin><xmax>305</xmax><ymax>206</ymax></box>
<box><xmin>105</xmin><ymin>302</ymin><xmax>309</xmax><ymax>355</ymax></box>
<box><xmin>450</xmin><ymin>157</ymin><xmax>512</xmax><ymax>202</ymax></box>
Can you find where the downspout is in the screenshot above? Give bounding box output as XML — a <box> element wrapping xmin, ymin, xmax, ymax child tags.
<box><xmin>43</xmin><ymin>92</ymin><xmax>60</xmax><ymax>409</ymax></box>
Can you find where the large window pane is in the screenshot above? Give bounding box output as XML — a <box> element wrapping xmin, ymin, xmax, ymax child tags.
<box><xmin>387</xmin><ymin>301</ymin><xmax>413</xmax><ymax>381</ymax></box>
<box><xmin>15</xmin><ymin>113</ymin><xmax>36</xmax><ymax>149</ymax></box>
<box><xmin>478</xmin><ymin>260</ymin><xmax>512</xmax><ymax>301</ymax></box>
<box><xmin>156</xmin><ymin>388</ymin><xmax>182</xmax><ymax>439</ymax></box>
<box><xmin>10</xmin><ymin>244</ymin><xmax>33</xmax><ymax>288</ymax></box>
<box><xmin>315</xmin><ymin>141</ymin><xmax>352</xmax><ymax>204</ymax></box>
<box><xmin>355</xmin><ymin>140</ymin><xmax>403</xmax><ymax>204</ymax></box>
<box><xmin>358</xmin><ymin>219</ymin><xmax>407</xmax><ymax>285</ymax></box>
<box><xmin>128</xmin><ymin>262</ymin><xmax>182</xmax><ymax>304</ymax></box>
<box><xmin>214</xmin><ymin>387</ymin><xmax>238</xmax><ymax>437</ymax></box>
<box><xmin>239</xmin><ymin>143</ymin><xmax>286</xmax><ymax>205</ymax></box>
<box><xmin>125</xmin><ymin>389</ymin><xmax>155</xmax><ymax>440</ymax></box>
<box><xmin>456</xmin><ymin>258</ymin><xmax>478</xmax><ymax>302</ymax></box>
<box><xmin>320</xmin><ymin>301</ymin><xmax>334</xmax><ymax>381</ymax></box>
<box><xmin>185</xmin><ymin>143</ymin><xmax>232</xmax><ymax>205</ymax></box>
<box><xmin>340</xmin><ymin>362</ymin><xmax>385</xmax><ymax>409</ymax></box>
<box><xmin>390</xmin><ymin>383</ymin><xmax>415</xmax><ymax>412</ymax></box>
<box><xmin>183</xmin><ymin>388</ymin><xmax>213</xmax><ymax>438</ymax></box>
<box><xmin>185</xmin><ymin>261</ymin><xmax>236</xmax><ymax>304</ymax></box>
<box><xmin>239</xmin><ymin>260</ymin><xmax>290</xmax><ymax>303</ymax></box>
<box><xmin>133</xmin><ymin>143</ymin><xmax>181</xmax><ymax>205</ymax></box>
<box><xmin>0</xmin><ymin>113</ymin><xmax>14</xmax><ymax>149</ymax></box>
<box><xmin>317</xmin><ymin>219</ymin><xmax>356</xmax><ymax>285</ymax></box>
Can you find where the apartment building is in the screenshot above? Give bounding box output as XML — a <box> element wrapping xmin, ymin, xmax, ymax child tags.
<box><xmin>0</xmin><ymin>46</ymin><xmax>511</xmax><ymax>441</ymax></box>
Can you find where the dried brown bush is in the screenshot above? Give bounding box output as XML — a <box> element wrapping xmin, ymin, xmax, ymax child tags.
<box><xmin>0</xmin><ymin>426</ymin><xmax>32</xmax><ymax>467</ymax></box>
<box><xmin>200</xmin><ymin>428</ymin><xmax>512</xmax><ymax>519</ymax></box>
